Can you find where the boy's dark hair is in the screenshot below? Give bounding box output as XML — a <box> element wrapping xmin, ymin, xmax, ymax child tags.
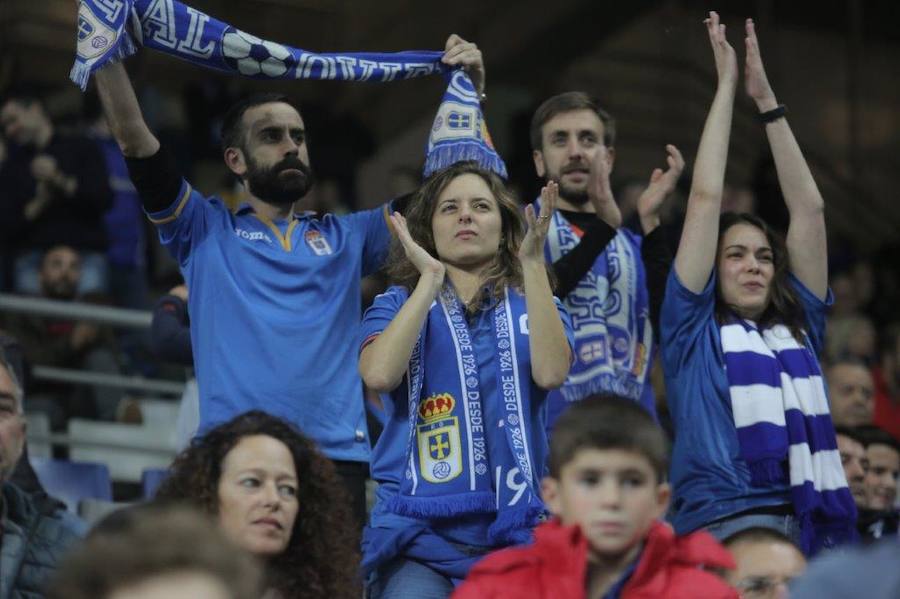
<box><xmin>529</xmin><ymin>91</ymin><xmax>616</xmax><ymax>151</ymax></box>
<box><xmin>549</xmin><ymin>394</ymin><xmax>668</xmax><ymax>481</ymax></box>
<box><xmin>722</xmin><ymin>526</ymin><xmax>800</xmax><ymax>550</ymax></box>
<box><xmin>220</xmin><ymin>92</ymin><xmax>299</xmax><ymax>153</ymax></box>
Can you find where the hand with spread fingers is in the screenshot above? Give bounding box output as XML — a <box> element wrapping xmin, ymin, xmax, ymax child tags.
<box><xmin>390</xmin><ymin>211</ymin><xmax>445</xmax><ymax>291</ymax></box>
<box><xmin>744</xmin><ymin>18</ymin><xmax>778</xmax><ymax>112</ymax></box>
<box><xmin>519</xmin><ymin>181</ymin><xmax>557</xmax><ymax>264</ymax></box>
<box><xmin>705</xmin><ymin>11</ymin><xmax>738</xmax><ymax>89</ymax></box>
<box><xmin>637</xmin><ymin>144</ymin><xmax>685</xmax><ymax>234</ymax></box>
<box><xmin>442</xmin><ymin>34</ymin><xmax>485</xmax><ymax>96</ymax></box>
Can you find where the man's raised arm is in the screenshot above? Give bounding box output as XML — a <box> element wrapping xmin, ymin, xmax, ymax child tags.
<box><xmin>94</xmin><ymin>62</ymin><xmax>183</xmax><ymax>217</ymax></box>
<box><xmin>94</xmin><ymin>62</ymin><xmax>160</xmax><ymax>159</ymax></box>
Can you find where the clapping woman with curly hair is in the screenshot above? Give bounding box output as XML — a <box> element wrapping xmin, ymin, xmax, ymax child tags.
<box><xmin>155</xmin><ymin>410</ymin><xmax>359</xmax><ymax>599</ymax></box>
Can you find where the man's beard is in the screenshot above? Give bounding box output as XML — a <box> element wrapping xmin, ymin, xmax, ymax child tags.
<box><xmin>42</xmin><ymin>280</ymin><xmax>77</xmax><ymax>301</ymax></box>
<box><xmin>547</xmin><ymin>163</ymin><xmax>590</xmax><ymax>206</ymax></box>
<box><xmin>245</xmin><ymin>153</ymin><xmax>315</xmax><ymax>207</ymax></box>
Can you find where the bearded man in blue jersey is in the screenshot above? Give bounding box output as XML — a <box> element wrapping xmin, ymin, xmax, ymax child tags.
<box><xmin>93</xmin><ymin>35</ymin><xmax>485</xmax><ymax>526</ymax></box>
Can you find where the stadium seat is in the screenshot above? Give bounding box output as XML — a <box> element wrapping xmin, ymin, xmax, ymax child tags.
<box><xmin>24</xmin><ymin>411</ymin><xmax>52</xmax><ymax>459</ymax></box>
<box><xmin>67</xmin><ymin>418</ymin><xmax>178</xmax><ymax>483</ymax></box>
<box><xmin>141</xmin><ymin>467</ymin><xmax>170</xmax><ymax>499</ymax></box>
<box><xmin>29</xmin><ymin>457</ymin><xmax>112</xmax><ymax>514</ymax></box>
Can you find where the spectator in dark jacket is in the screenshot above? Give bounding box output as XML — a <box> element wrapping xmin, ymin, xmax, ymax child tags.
<box><xmin>0</xmin><ymin>350</ymin><xmax>82</xmax><ymax>599</ymax></box>
<box><xmin>0</xmin><ymin>92</ymin><xmax>112</xmax><ymax>295</ymax></box>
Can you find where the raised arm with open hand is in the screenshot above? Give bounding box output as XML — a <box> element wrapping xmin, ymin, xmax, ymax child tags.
<box><xmin>358</xmin><ymin>213</ymin><xmax>445</xmax><ymax>393</ymax></box>
<box><xmin>637</xmin><ymin>144</ymin><xmax>685</xmax><ymax>234</ymax></box>
<box><xmin>673</xmin><ymin>11</ymin><xmax>737</xmax><ymax>293</ymax></box>
<box><xmin>745</xmin><ymin>19</ymin><xmax>827</xmax><ymax>299</ymax></box>
<box><xmin>521</xmin><ymin>182</ymin><xmax>572</xmax><ymax>389</ymax></box>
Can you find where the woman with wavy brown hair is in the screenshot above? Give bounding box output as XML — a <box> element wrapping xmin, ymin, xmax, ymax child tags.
<box><xmin>155</xmin><ymin>410</ymin><xmax>359</xmax><ymax>599</ymax></box>
<box><xmin>358</xmin><ymin>161</ymin><xmax>574</xmax><ymax>597</ymax></box>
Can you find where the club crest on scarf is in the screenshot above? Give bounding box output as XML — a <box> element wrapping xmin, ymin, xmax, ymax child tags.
<box><xmin>416</xmin><ymin>393</ymin><xmax>462</xmax><ymax>483</ymax></box>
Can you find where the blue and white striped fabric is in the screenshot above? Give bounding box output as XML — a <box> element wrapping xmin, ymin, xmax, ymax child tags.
<box><xmin>721</xmin><ymin>319</ymin><xmax>857</xmax><ymax>554</ymax></box>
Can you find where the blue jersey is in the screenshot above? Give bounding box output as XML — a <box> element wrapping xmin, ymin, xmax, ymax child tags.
<box><xmin>148</xmin><ymin>180</ymin><xmax>391</xmax><ymax>462</ymax></box>
<box><xmin>660</xmin><ymin>269</ymin><xmax>832</xmax><ymax>534</ymax></box>
<box><xmin>359</xmin><ymin>286</ymin><xmax>574</xmax><ymax>569</ymax></box>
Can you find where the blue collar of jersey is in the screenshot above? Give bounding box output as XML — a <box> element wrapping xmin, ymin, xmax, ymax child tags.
<box><xmin>234</xmin><ymin>202</ymin><xmax>315</xmax><ymax>220</ymax></box>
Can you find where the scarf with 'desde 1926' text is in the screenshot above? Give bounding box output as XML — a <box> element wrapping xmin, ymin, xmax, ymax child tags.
<box><xmin>387</xmin><ymin>285</ymin><xmax>544</xmax><ymax>547</ymax></box>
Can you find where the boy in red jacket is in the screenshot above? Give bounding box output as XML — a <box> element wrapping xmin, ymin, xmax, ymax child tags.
<box><xmin>454</xmin><ymin>395</ymin><xmax>738</xmax><ymax>599</ymax></box>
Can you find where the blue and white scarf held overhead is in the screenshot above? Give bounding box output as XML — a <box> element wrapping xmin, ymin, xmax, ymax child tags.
<box><xmin>721</xmin><ymin>318</ymin><xmax>857</xmax><ymax>554</ymax></box>
<box><xmin>388</xmin><ymin>286</ymin><xmax>543</xmax><ymax>545</ymax></box>
<box><xmin>538</xmin><ymin>204</ymin><xmax>652</xmax><ymax>403</ymax></box>
<box><xmin>72</xmin><ymin>0</ymin><xmax>444</xmax><ymax>89</ymax></box>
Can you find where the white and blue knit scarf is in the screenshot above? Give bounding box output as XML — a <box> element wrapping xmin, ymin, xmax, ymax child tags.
<box><xmin>387</xmin><ymin>285</ymin><xmax>544</xmax><ymax>545</ymax></box>
<box><xmin>721</xmin><ymin>318</ymin><xmax>857</xmax><ymax>554</ymax></box>
<box><xmin>72</xmin><ymin>0</ymin><xmax>443</xmax><ymax>90</ymax></box>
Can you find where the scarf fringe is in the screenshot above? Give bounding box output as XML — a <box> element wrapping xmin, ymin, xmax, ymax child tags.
<box><xmin>387</xmin><ymin>492</ymin><xmax>495</xmax><ymax>520</ymax></box>
<box><xmin>488</xmin><ymin>504</ymin><xmax>544</xmax><ymax>545</ymax></box>
<box><xmin>423</xmin><ymin>142</ymin><xmax>507</xmax><ymax>179</ymax></box>
<box><xmin>71</xmin><ymin>29</ymin><xmax>138</xmax><ymax>90</ymax></box>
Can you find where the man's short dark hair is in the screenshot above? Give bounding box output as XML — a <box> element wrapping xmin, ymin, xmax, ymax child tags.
<box><xmin>854</xmin><ymin>425</ymin><xmax>900</xmax><ymax>452</ymax></box>
<box><xmin>219</xmin><ymin>92</ymin><xmax>300</xmax><ymax>153</ymax></box>
<box><xmin>835</xmin><ymin>425</ymin><xmax>866</xmax><ymax>447</ymax></box>
<box><xmin>1</xmin><ymin>87</ymin><xmax>45</xmax><ymax>110</ymax></box>
<box><xmin>529</xmin><ymin>91</ymin><xmax>616</xmax><ymax>151</ymax></box>
<box><xmin>825</xmin><ymin>355</ymin><xmax>871</xmax><ymax>372</ymax></box>
<box><xmin>722</xmin><ymin>526</ymin><xmax>800</xmax><ymax>550</ymax></box>
<box><xmin>880</xmin><ymin>322</ymin><xmax>900</xmax><ymax>358</ymax></box>
<box><xmin>549</xmin><ymin>394</ymin><xmax>668</xmax><ymax>481</ymax></box>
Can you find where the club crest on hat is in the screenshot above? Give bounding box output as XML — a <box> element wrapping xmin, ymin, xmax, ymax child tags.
<box><xmin>416</xmin><ymin>393</ymin><xmax>462</xmax><ymax>483</ymax></box>
<box><xmin>423</xmin><ymin>70</ymin><xmax>507</xmax><ymax>179</ymax></box>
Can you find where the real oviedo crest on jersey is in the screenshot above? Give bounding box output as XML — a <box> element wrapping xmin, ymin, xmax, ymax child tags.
<box><xmin>304</xmin><ymin>230</ymin><xmax>333</xmax><ymax>256</ymax></box>
<box><xmin>416</xmin><ymin>393</ymin><xmax>462</xmax><ymax>483</ymax></box>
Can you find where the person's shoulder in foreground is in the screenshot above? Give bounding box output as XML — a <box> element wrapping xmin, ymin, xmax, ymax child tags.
<box><xmin>453</xmin><ymin>395</ymin><xmax>737</xmax><ymax>599</ymax></box>
<box><xmin>789</xmin><ymin>539</ymin><xmax>900</xmax><ymax>599</ymax></box>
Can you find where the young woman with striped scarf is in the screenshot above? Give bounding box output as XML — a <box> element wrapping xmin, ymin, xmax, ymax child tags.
<box><xmin>358</xmin><ymin>161</ymin><xmax>574</xmax><ymax>597</ymax></box>
<box><xmin>659</xmin><ymin>12</ymin><xmax>856</xmax><ymax>555</ymax></box>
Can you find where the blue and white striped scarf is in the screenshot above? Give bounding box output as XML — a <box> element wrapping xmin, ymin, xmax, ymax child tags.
<box><xmin>721</xmin><ymin>318</ymin><xmax>857</xmax><ymax>554</ymax></box>
<box><xmin>387</xmin><ymin>285</ymin><xmax>544</xmax><ymax>546</ymax></box>
<box><xmin>537</xmin><ymin>201</ymin><xmax>654</xmax><ymax>409</ymax></box>
<box><xmin>72</xmin><ymin>0</ymin><xmax>443</xmax><ymax>90</ymax></box>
